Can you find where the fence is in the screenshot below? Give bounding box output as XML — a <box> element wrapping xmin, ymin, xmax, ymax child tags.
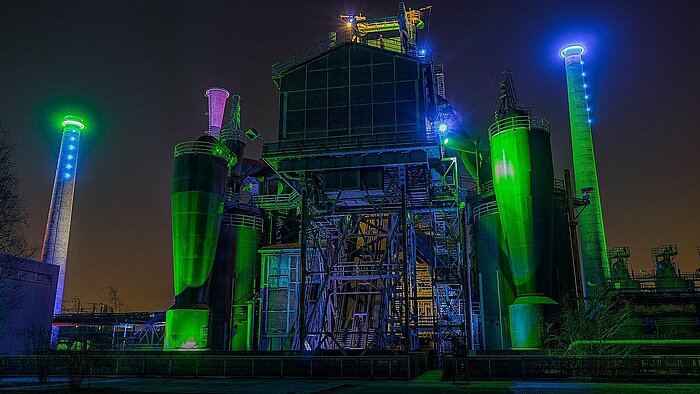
<box><xmin>442</xmin><ymin>355</ymin><xmax>700</xmax><ymax>381</ymax></box>
<box><xmin>0</xmin><ymin>352</ymin><xmax>429</xmax><ymax>380</ymax></box>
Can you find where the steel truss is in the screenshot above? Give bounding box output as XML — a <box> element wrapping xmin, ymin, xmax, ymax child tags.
<box><xmin>286</xmin><ymin>156</ymin><xmax>467</xmax><ymax>354</ymax></box>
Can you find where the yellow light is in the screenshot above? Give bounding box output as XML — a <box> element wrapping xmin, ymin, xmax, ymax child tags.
<box><xmin>346</xmin><ymin>22</ymin><xmax>353</xmax><ymax>28</ymax></box>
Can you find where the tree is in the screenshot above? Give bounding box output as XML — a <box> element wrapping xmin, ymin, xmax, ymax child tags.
<box><xmin>22</xmin><ymin>325</ymin><xmax>53</xmax><ymax>384</ymax></box>
<box><xmin>545</xmin><ymin>285</ymin><xmax>635</xmax><ymax>356</ymax></box>
<box><xmin>0</xmin><ymin>127</ymin><xmax>35</xmax><ymax>327</ymax></box>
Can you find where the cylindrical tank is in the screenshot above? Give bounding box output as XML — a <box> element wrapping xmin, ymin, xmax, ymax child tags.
<box><xmin>489</xmin><ymin>111</ymin><xmax>556</xmax><ymax>350</ymax></box>
<box><xmin>474</xmin><ymin>201</ymin><xmax>515</xmax><ymax>350</ymax></box>
<box><xmin>214</xmin><ymin>214</ymin><xmax>261</xmax><ymax>351</ymax></box>
<box><xmin>165</xmin><ymin>136</ymin><xmax>230</xmax><ymax>351</ymax></box>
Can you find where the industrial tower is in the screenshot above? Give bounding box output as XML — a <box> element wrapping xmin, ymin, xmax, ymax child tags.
<box><xmin>42</xmin><ymin>115</ymin><xmax>84</xmax><ymax>315</ymax></box>
<box><xmin>561</xmin><ymin>45</ymin><xmax>609</xmax><ymax>292</ymax></box>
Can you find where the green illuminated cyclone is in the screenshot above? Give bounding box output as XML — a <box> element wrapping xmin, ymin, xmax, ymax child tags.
<box><xmin>171</xmin><ymin>191</ymin><xmax>224</xmax><ymax>295</ymax></box>
<box><xmin>165</xmin><ymin>139</ymin><xmax>231</xmax><ymax>351</ymax></box>
<box><xmin>561</xmin><ymin>45</ymin><xmax>609</xmax><ymax>290</ymax></box>
<box><xmin>489</xmin><ymin>113</ymin><xmax>555</xmax><ymax>349</ymax></box>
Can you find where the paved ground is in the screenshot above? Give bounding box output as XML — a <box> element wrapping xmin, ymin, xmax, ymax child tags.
<box><xmin>1</xmin><ymin>371</ymin><xmax>699</xmax><ymax>393</ymax></box>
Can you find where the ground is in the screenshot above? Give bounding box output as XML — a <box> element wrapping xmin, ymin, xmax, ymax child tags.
<box><xmin>1</xmin><ymin>371</ymin><xmax>699</xmax><ymax>393</ymax></box>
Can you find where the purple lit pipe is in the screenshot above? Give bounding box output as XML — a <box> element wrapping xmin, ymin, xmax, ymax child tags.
<box><xmin>205</xmin><ymin>88</ymin><xmax>229</xmax><ymax>140</ymax></box>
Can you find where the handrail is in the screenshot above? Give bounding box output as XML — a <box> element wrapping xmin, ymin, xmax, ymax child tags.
<box><xmin>221</xmin><ymin>213</ymin><xmax>263</xmax><ymax>231</ymax></box>
<box><xmin>253</xmin><ymin>193</ymin><xmax>301</xmax><ymax>210</ymax></box>
<box><xmin>472</xmin><ymin>201</ymin><xmax>498</xmax><ymax>222</ymax></box>
<box><xmin>472</xmin><ymin>178</ymin><xmax>565</xmax><ymax>197</ymax></box>
<box><xmin>173</xmin><ymin>140</ymin><xmax>234</xmax><ymax>162</ymax></box>
<box><xmin>263</xmin><ymin>131</ymin><xmax>438</xmax><ymax>157</ymax></box>
<box><xmin>488</xmin><ymin>115</ymin><xmax>550</xmax><ymax>138</ymax></box>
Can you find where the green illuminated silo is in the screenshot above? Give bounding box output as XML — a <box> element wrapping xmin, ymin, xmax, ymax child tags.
<box><xmin>474</xmin><ymin>201</ymin><xmax>515</xmax><ymax>350</ymax></box>
<box><xmin>561</xmin><ymin>45</ymin><xmax>609</xmax><ymax>292</ymax></box>
<box><xmin>489</xmin><ymin>111</ymin><xmax>556</xmax><ymax>350</ymax></box>
<box><xmin>164</xmin><ymin>136</ymin><xmax>231</xmax><ymax>351</ymax></box>
<box><xmin>213</xmin><ymin>215</ymin><xmax>260</xmax><ymax>351</ymax></box>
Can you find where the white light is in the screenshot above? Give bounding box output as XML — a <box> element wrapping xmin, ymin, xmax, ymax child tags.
<box><xmin>67</xmin><ymin>155</ymin><xmax>73</xmax><ymax>160</ymax></box>
<box><xmin>68</xmin><ymin>145</ymin><xmax>75</xmax><ymax>150</ymax></box>
<box><xmin>583</xmin><ymin>84</ymin><xmax>587</xmax><ymax>88</ymax></box>
<box><xmin>580</xmin><ymin>61</ymin><xmax>584</xmax><ymax>64</ymax></box>
<box><xmin>588</xmin><ymin>119</ymin><xmax>592</xmax><ymax>124</ymax></box>
<box><xmin>587</xmin><ymin>108</ymin><xmax>591</xmax><ymax>112</ymax></box>
<box><xmin>581</xmin><ymin>72</ymin><xmax>586</xmax><ymax>76</ymax></box>
<box><xmin>585</xmin><ymin>95</ymin><xmax>589</xmax><ymax>99</ymax></box>
<box><xmin>70</xmin><ymin>137</ymin><xmax>76</xmax><ymax>141</ymax></box>
<box><xmin>438</xmin><ymin>123</ymin><xmax>448</xmax><ymax>132</ymax></box>
<box><xmin>66</xmin><ymin>164</ymin><xmax>73</xmax><ymax>169</ymax></box>
<box><xmin>61</xmin><ymin>119</ymin><xmax>84</xmax><ymax>129</ymax></box>
<box><xmin>64</xmin><ymin>173</ymin><xmax>71</xmax><ymax>179</ymax></box>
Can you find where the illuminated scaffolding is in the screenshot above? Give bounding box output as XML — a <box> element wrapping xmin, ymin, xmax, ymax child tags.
<box><xmin>261</xmin><ymin>27</ymin><xmax>467</xmax><ymax>353</ymax></box>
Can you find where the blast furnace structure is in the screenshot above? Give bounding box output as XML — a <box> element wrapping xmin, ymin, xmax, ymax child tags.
<box><xmin>163</xmin><ymin>3</ymin><xmax>603</xmax><ymax>356</ymax></box>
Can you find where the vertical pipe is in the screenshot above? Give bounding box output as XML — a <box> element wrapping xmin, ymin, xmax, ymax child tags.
<box><xmin>298</xmin><ymin>185</ymin><xmax>308</xmax><ymax>351</ymax></box>
<box><xmin>42</xmin><ymin>115</ymin><xmax>84</xmax><ymax>317</ymax></box>
<box><xmin>401</xmin><ymin>182</ymin><xmax>410</xmax><ymax>350</ymax></box>
<box><xmin>561</xmin><ymin>45</ymin><xmax>609</xmax><ymax>293</ymax></box>
<box><xmin>564</xmin><ymin>169</ymin><xmax>583</xmax><ymax>298</ymax></box>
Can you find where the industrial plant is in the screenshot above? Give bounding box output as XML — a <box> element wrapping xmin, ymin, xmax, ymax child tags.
<box><xmin>159</xmin><ymin>3</ymin><xmax>700</xmax><ymax>356</ymax></box>
<box><xmin>1</xmin><ymin>2</ymin><xmax>699</xmax><ymax>383</ymax></box>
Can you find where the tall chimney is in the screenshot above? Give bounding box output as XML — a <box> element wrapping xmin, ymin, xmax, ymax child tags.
<box><xmin>560</xmin><ymin>45</ymin><xmax>609</xmax><ymax>294</ymax></box>
<box><xmin>43</xmin><ymin>115</ymin><xmax>85</xmax><ymax>317</ymax></box>
<box><xmin>205</xmin><ymin>87</ymin><xmax>229</xmax><ymax>140</ymax></box>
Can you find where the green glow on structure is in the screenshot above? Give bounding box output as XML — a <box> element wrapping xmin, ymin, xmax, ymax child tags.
<box><xmin>165</xmin><ymin>140</ymin><xmax>230</xmax><ymax>351</ymax></box>
<box><xmin>165</xmin><ymin>309</ymin><xmax>210</xmax><ymax>350</ymax></box>
<box><xmin>61</xmin><ymin>115</ymin><xmax>85</xmax><ymax>130</ymax></box>
<box><xmin>489</xmin><ymin>114</ymin><xmax>555</xmax><ymax>349</ymax></box>
<box><xmin>561</xmin><ymin>44</ymin><xmax>609</xmax><ymax>290</ymax></box>
<box><xmin>560</xmin><ymin>44</ymin><xmax>585</xmax><ymax>58</ymax></box>
<box><xmin>171</xmin><ymin>191</ymin><xmax>225</xmax><ymax>295</ymax></box>
<box><xmin>230</xmin><ymin>225</ymin><xmax>259</xmax><ymax>350</ymax></box>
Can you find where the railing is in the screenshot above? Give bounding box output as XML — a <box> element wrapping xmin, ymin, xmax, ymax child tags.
<box><xmin>253</xmin><ymin>193</ymin><xmax>301</xmax><ymax>210</ymax></box>
<box><xmin>173</xmin><ymin>140</ymin><xmax>233</xmax><ymax>162</ymax></box>
<box><xmin>221</xmin><ymin>213</ymin><xmax>263</xmax><ymax>231</ymax></box>
<box><xmin>0</xmin><ymin>353</ymin><xmax>429</xmax><ymax>380</ymax></box>
<box><xmin>220</xmin><ymin>129</ymin><xmax>246</xmax><ymax>143</ymax></box>
<box><xmin>263</xmin><ymin>131</ymin><xmax>437</xmax><ymax>158</ymax></box>
<box><xmin>443</xmin><ymin>355</ymin><xmax>700</xmax><ymax>381</ymax></box>
<box><xmin>469</xmin><ymin>178</ymin><xmax>566</xmax><ymax>198</ymax></box>
<box><xmin>487</xmin><ymin>115</ymin><xmax>550</xmax><ymax>138</ymax></box>
<box><xmin>472</xmin><ymin>201</ymin><xmax>498</xmax><ymax>222</ymax></box>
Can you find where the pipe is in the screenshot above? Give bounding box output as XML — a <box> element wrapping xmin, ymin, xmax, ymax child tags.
<box><xmin>205</xmin><ymin>87</ymin><xmax>230</xmax><ymax>140</ymax></box>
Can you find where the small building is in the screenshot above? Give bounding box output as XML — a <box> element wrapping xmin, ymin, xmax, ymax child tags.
<box><xmin>0</xmin><ymin>254</ymin><xmax>59</xmax><ymax>354</ymax></box>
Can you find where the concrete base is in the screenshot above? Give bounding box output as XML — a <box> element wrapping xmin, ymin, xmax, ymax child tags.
<box><xmin>164</xmin><ymin>308</ymin><xmax>211</xmax><ymax>351</ymax></box>
<box><xmin>509</xmin><ymin>295</ymin><xmax>557</xmax><ymax>350</ymax></box>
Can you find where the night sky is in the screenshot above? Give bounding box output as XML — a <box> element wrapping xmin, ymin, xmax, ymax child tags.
<box><xmin>1</xmin><ymin>1</ymin><xmax>699</xmax><ymax>311</ymax></box>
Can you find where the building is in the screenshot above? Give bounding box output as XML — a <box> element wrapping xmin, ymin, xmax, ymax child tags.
<box><xmin>0</xmin><ymin>255</ymin><xmax>58</xmax><ymax>354</ymax></box>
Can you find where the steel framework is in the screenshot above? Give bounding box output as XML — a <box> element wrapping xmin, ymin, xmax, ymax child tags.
<box><xmin>260</xmin><ymin>150</ymin><xmax>467</xmax><ymax>355</ymax></box>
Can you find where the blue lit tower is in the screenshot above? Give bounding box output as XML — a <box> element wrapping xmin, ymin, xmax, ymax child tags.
<box><xmin>41</xmin><ymin>115</ymin><xmax>84</xmax><ymax>315</ymax></box>
<box><xmin>560</xmin><ymin>45</ymin><xmax>609</xmax><ymax>292</ymax></box>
